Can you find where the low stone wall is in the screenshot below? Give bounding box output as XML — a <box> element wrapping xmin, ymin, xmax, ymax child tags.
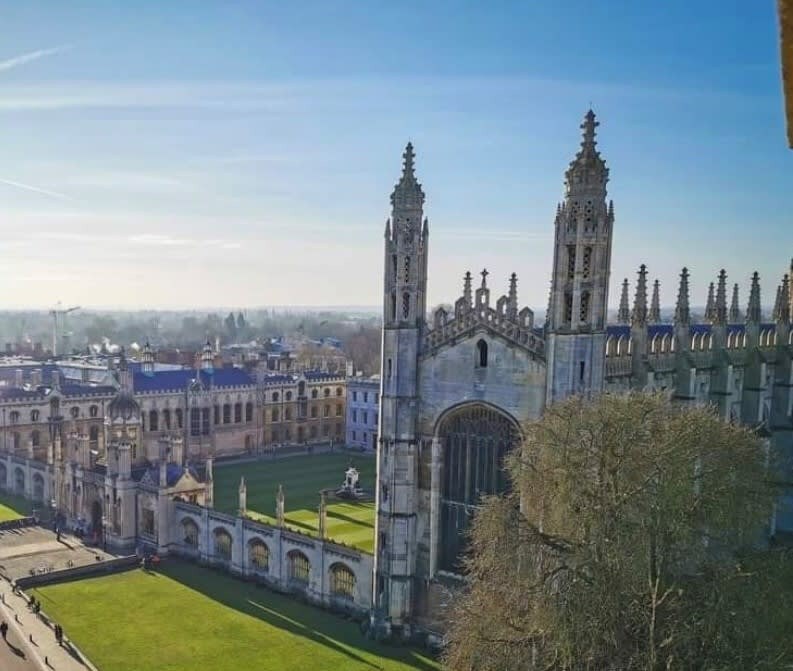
<box><xmin>168</xmin><ymin>501</ymin><xmax>374</xmax><ymax>617</ymax></box>
<box><xmin>15</xmin><ymin>555</ymin><xmax>139</xmax><ymax>589</ymax></box>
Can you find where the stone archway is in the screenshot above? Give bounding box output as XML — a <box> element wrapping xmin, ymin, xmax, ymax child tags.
<box><xmin>14</xmin><ymin>467</ymin><xmax>25</xmax><ymax>494</ymax></box>
<box><xmin>32</xmin><ymin>473</ymin><xmax>45</xmax><ymax>502</ymax></box>
<box><xmin>435</xmin><ymin>403</ymin><xmax>520</xmax><ymax>573</ymax></box>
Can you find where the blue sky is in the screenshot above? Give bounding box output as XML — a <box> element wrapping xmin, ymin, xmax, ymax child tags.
<box><xmin>0</xmin><ymin>1</ymin><xmax>789</xmax><ymax>310</ymax></box>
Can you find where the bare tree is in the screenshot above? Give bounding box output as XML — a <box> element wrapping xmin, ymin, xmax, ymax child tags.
<box><xmin>444</xmin><ymin>393</ymin><xmax>792</xmax><ymax>670</ymax></box>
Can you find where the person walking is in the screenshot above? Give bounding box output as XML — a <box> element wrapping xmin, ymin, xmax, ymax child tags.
<box><xmin>0</xmin><ymin>620</ymin><xmax>8</xmax><ymax>640</ymax></box>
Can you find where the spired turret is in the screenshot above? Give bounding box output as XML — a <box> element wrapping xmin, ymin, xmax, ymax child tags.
<box><xmin>546</xmin><ymin>110</ymin><xmax>614</xmax><ymax>402</ymax></box>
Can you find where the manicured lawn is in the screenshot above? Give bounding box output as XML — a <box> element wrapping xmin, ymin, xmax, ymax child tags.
<box><xmin>215</xmin><ymin>453</ymin><xmax>377</xmax><ymax>552</ymax></box>
<box><xmin>32</xmin><ymin>561</ymin><xmax>438</xmax><ymax>671</ymax></box>
<box><xmin>0</xmin><ymin>489</ymin><xmax>35</xmax><ymax>522</ymax></box>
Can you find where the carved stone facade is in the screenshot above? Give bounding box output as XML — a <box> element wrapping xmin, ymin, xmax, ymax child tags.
<box><xmin>374</xmin><ymin>111</ymin><xmax>793</xmax><ymax>636</ymax></box>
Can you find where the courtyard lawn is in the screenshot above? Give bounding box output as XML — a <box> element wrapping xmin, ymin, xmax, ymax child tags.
<box><xmin>0</xmin><ymin>490</ymin><xmax>34</xmax><ymax>522</ymax></box>
<box><xmin>214</xmin><ymin>452</ymin><xmax>377</xmax><ymax>552</ymax></box>
<box><xmin>32</xmin><ymin>561</ymin><xmax>438</xmax><ymax>671</ymax></box>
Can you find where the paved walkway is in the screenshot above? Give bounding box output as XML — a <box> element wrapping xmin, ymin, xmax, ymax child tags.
<box><xmin>0</xmin><ymin>580</ymin><xmax>90</xmax><ymax>671</ymax></box>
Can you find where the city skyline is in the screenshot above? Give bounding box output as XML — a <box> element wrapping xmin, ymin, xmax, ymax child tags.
<box><xmin>0</xmin><ymin>1</ymin><xmax>789</xmax><ymax>310</ymax></box>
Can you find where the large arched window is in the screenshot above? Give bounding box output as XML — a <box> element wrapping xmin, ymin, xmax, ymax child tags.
<box><xmin>402</xmin><ymin>292</ymin><xmax>410</xmax><ymax>319</ymax></box>
<box><xmin>149</xmin><ymin>410</ymin><xmax>159</xmax><ymax>432</ymax></box>
<box><xmin>249</xmin><ymin>539</ymin><xmax>269</xmax><ymax>572</ymax></box>
<box><xmin>288</xmin><ymin>550</ymin><xmax>310</xmax><ymax>584</ymax></box>
<box><xmin>214</xmin><ymin>528</ymin><xmax>232</xmax><ymax>561</ymax></box>
<box><xmin>32</xmin><ymin>473</ymin><xmax>44</xmax><ymax>501</ymax></box>
<box><xmin>89</xmin><ymin>425</ymin><xmax>99</xmax><ymax>446</ymax></box>
<box><xmin>175</xmin><ymin>408</ymin><xmax>183</xmax><ymax>429</ymax></box>
<box><xmin>438</xmin><ymin>405</ymin><xmax>519</xmax><ymax>573</ymax></box>
<box><xmin>329</xmin><ymin>563</ymin><xmax>356</xmax><ymax>601</ymax></box>
<box><xmin>245</xmin><ymin>402</ymin><xmax>253</xmax><ymax>422</ymax></box>
<box><xmin>163</xmin><ymin>408</ymin><xmax>171</xmax><ymax>429</ymax></box>
<box><xmin>30</xmin><ymin>410</ymin><xmax>40</xmax><ymax>422</ymax></box>
<box><xmin>476</xmin><ymin>339</ymin><xmax>488</xmax><ymax>368</ymax></box>
<box><xmin>182</xmin><ymin>518</ymin><xmax>199</xmax><ymax>547</ymax></box>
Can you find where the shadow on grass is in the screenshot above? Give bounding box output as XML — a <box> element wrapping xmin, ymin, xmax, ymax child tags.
<box><xmin>157</xmin><ymin>560</ymin><xmax>437</xmax><ymax>671</ymax></box>
<box><xmin>327</xmin><ymin>511</ymin><xmax>374</xmax><ymax>529</ymax></box>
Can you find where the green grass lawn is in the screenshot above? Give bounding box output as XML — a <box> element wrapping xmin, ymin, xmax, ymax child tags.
<box><xmin>0</xmin><ymin>489</ymin><xmax>35</xmax><ymax>522</ymax></box>
<box><xmin>32</xmin><ymin>561</ymin><xmax>438</xmax><ymax>671</ymax></box>
<box><xmin>215</xmin><ymin>453</ymin><xmax>377</xmax><ymax>552</ymax></box>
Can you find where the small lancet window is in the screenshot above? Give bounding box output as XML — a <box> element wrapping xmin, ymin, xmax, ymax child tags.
<box><xmin>392</xmin><ymin>254</ymin><xmax>397</xmax><ymax>284</ymax></box>
<box><xmin>403</xmin><ymin>256</ymin><xmax>410</xmax><ymax>284</ymax></box>
<box><xmin>476</xmin><ymin>339</ymin><xmax>488</xmax><ymax>368</ymax></box>
<box><xmin>564</xmin><ymin>293</ymin><xmax>573</xmax><ymax>324</ymax></box>
<box><xmin>402</xmin><ymin>292</ymin><xmax>410</xmax><ymax>319</ymax></box>
<box><xmin>580</xmin><ymin>291</ymin><xmax>590</xmax><ymax>323</ymax></box>
<box><xmin>387</xmin><ymin>359</ymin><xmax>392</xmax><ymax>378</ymax></box>
<box><xmin>566</xmin><ymin>245</ymin><xmax>576</xmax><ymax>279</ymax></box>
<box><xmin>391</xmin><ymin>293</ymin><xmax>397</xmax><ymax>321</ymax></box>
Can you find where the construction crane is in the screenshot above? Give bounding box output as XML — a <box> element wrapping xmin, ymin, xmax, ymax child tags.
<box><xmin>49</xmin><ymin>302</ymin><xmax>80</xmax><ymax>357</ymax></box>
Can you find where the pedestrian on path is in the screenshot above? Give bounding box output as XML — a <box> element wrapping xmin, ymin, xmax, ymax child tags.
<box><xmin>55</xmin><ymin>624</ymin><xmax>63</xmax><ymax>647</ymax></box>
<box><xmin>0</xmin><ymin>620</ymin><xmax>8</xmax><ymax>640</ymax></box>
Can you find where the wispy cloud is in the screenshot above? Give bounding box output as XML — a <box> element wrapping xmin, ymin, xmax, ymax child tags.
<box><xmin>0</xmin><ymin>45</ymin><xmax>71</xmax><ymax>73</ymax></box>
<box><xmin>0</xmin><ymin>177</ymin><xmax>73</xmax><ymax>201</ymax></box>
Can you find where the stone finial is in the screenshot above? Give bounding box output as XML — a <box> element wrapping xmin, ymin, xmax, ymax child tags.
<box><xmin>674</xmin><ymin>267</ymin><xmax>690</xmax><ymax>325</ymax></box>
<box><xmin>746</xmin><ymin>272</ymin><xmax>762</xmax><ymax>323</ymax></box>
<box><xmin>422</xmin><ymin>217</ymin><xmax>429</xmax><ymax>238</ymax></box>
<box><xmin>463</xmin><ymin>271</ymin><xmax>473</xmax><ymax>306</ymax></box>
<box><xmin>581</xmin><ymin>109</ymin><xmax>598</xmax><ymax>150</ymax></box>
<box><xmin>607</xmin><ymin>199</ymin><xmax>615</xmax><ymax>221</ymax></box>
<box><xmin>649</xmin><ymin>279</ymin><xmax>661</xmax><ymax>323</ymax></box>
<box><xmin>402</xmin><ymin>141</ymin><xmax>415</xmax><ymax>179</ymax></box>
<box><xmin>617</xmin><ymin>278</ymin><xmax>630</xmax><ymax>324</ymax></box>
<box><xmin>729</xmin><ymin>283</ymin><xmax>741</xmax><ymax>323</ymax></box>
<box><xmin>631</xmin><ymin>264</ymin><xmax>648</xmax><ymax>326</ymax></box>
<box><xmin>318</xmin><ymin>491</ymin><xmax>327</xmax><ymax>539</ymax></box>
<box><xmin>276</xmin><ymin>484</ymin><xmax>285</xmax><ymax>527</ymax></box>
<box><xmin>384</xmin><ymin>218</ymin><xmax>391</xmax><ymax>239</ymax></box>
<box><xmin>480</xmin><ymin>268</ymin><xmax>489</xmax><ymax>289</ymax></box>
<box><xmin>714</xmin><ymin>269</ymin><xmax>728</xmax><ymax>325</ymax></box>
<box><xmin>704</xmin><ymin>282</ymin><xmax>716</xmax><ymax>323</ymax></box>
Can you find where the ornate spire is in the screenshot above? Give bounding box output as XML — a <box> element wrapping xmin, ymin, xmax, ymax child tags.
<box><xmin>480</xmin><ymin>268</ymin><xmax>489</xmax><ymax>289</ymax></box>
<box><xmin>704</xmin><ymin>282</ymin><xmax>716</xmax><ymax>322</ymax></box>
<box><xmin>631</xmin><ymin>264</ymin><xmax>648</xmax><ymax>326</ymax></box>
<box><xmin>617</xmin><ymin>278</ymin><xmax>630</xmax><ymax>324</ymax></box>
<box><xmin>565</xmin><ymin>109</ymin><xmax>608</xmax><ymax>195</ymax></box>
<box><xmin>649</xmin><ymin>279</ymin><xmax>661</xmax><ymax>323</ymax></box>
<box><xmin>463</xmin><ymin>271</ymin><xmax>472</xmax><ymax>306</ymax></box>
<box><xmin>674</xmin><ymin>267</ymin><xmax>690</xmax><ymax>325</ymax></box>
<box><xmin>714</xmin><ymin>269</ymin><xmax>728</xmax><ymax>325</ymax></box>
<box><xmin>390</xmin><ymin>142</ymin><xmax>425</xmax><ymax>210</ymax></box>
<box><xmin>384</xmin><ymin>218</ymin><xmax>391</xmax><ymax>238</ymax></box>
<box><xmin>746</xmin><ymin>272</ymin><xmax>762</xmax><ymax>323</ymax></box>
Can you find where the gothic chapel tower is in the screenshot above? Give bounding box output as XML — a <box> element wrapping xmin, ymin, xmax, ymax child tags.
<box><xmin>546</xmin><ymin>110</ymin><xmax>614</xmax><ymax>402</ymax></box>
<box><xmin>374</xmin><ymin>142</ymin><xmax>428</xmax><ymax>632</ymax></box>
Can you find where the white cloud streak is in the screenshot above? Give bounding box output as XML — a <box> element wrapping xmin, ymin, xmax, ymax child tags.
<box><xmin>0</xmin><ymin>45</ymin><xmax>71</xmax><ymax>73</ymax></box>
<box><xmin>0</xmin><ymin>177</ymin><xmax>73</xmax><ymax>201</ymax></box>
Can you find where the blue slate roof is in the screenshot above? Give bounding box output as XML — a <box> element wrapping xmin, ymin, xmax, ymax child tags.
<box><xmin>606</xmin><ymin>322</ymin><xmax>777</xmax><ymax>339</ymax></box>
<box><xmin>304</xmin><ymin>371</ymin><xmax>342</xmax><ymax>381</ymax></box>
<box><xmin>133</xmin><ymin>366</ymin><xmax>254</xmax><ymax>393</ymax></box>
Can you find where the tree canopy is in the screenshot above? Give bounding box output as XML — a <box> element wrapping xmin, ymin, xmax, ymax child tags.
<box><xmin>443</xmin><ymin>393</ymin><xmax>793</xmax><ymax>670</ymax></box>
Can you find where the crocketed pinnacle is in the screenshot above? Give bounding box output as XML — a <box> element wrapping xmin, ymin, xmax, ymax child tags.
<box><xmin>390</xmin><ymin>142</ymin><xmax>425</xmax><ymax>209</ymax></box>
<box><xmin>463</xmin><ymin>271</ymin><xmax>472</xmax><ymax>305</ymax></box>
<box><xmin>714</xmin><ymin>269</ymin><xmax>728</xmax><ymax>325</ymax></box>
<box><xmin>779</xmin><ymin>274</ymin><xmax>791</xmax><ymax>324</ymax></box>
<box><xmin>704</xmin><ymin>282</ymin><xmax>716</xmax><ymax>323</ymax></box>
<box><xmin>729</xmin><ymin>283</ymin><xmax>741</xmax><ymax>323</ymax></box>
<box><xmin>508</xmin><ymin>272</ymin><xmax>518</xmax><ymax>311</ymax></box>
<box><xmin>617</xmin><ymin>278</ymin><xmax>630</xmax><ymax>324</ymax></box>
<box><xmin>674</xmin><ymin>267</ymin><xmax>690</xmax><ymax>325</ymax></box>
<box><xmin>773</xmin><ymin>284</ymin><xmax>782</xmax><ymax>321</ymax></box>
<box><xmin>649</xmin><ymin>279</ymin><xmax>661</xmax><ymax>323</ymax></box>
<box><xmin>631</xmin><ymin>264</ymin><xmax>648</xmax><ymax>326</ymax></box>
<box><xmin>746</xmin><ymin>272</ymin><xmax>762</xmax><ymax>323</ymax></box>
<box><xmin>565</xmin><ymin>109</ymin><xmax>608</xmax><ymax>194</ymax></box>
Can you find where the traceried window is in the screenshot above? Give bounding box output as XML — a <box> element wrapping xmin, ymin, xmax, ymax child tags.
<box><xmin>214</xmin><ymin>528</ymin><xmax>232</xmax><ymax>561</ymax></box>
<box><xmin>402</xmin><ymin>292</ymin><xmax>410</xmax><ymax>319</ymax></box>
<box><xmin>567</xmin><ymin>245</ymin><xmax>576</xmax><ymax>279</ymax></box>
<box><xmin>403</xmin><ymin>255</ymin><xmax>411</xmax><ymax>284</ymax></box>
<box><xmin>580</xmin><ymin>291</ymin><xmax>590</xmax><ymax>323</ymax></box>
<box><xmin>330</xmin><ymin>563</ymin><xmax>356</xmax><ymax>601</ymax></box>
<box><xmin>245</xmin><ymin>402</ymin><xmax>253</xmax><ymax>422</ymax></box>
<box><xmin>288</xmin><ymin>550</ymin><xmax>310</xmax><ymax>584</ymax></box>
<box><xmin>89</xmin><ymin>405</ymin><xmax>99</xmax><ymax>418</ymax></box>
<box><xmin>175</xmin><ymin>408</ymin><xmax>183</xmax><ymax>429</ymax></box>
<box><xmin>223</xmin><ymin>404</ymin><xmax>231</xmax><ymax>424</ymax></box>
<box><xmin>582</xmin><ymin>246</ymin><xmax>592</xmax><ymax>279</ymax></box>
<box><xmin>249</xmin><ymin>539</ymin><xmax>269</xmax><ymax>572</ymax></box>
<box><xmin>564</xmin><ymin>293</ymin><xmax>573</xmax><ymax>324</ymax></box>
<box><xmin>149</xmin><ymin>410</ymin><xmax>159</xmax><ymax>432</ymax></box>
<box><xmin>476</xmin><ymin>339</ymin><xmax>488</xmax><ymax>368</ymax></box>
<box><xmin>30</xmin><ymin>410</ymin><xmax>39</xmax><ymax>422</ymax></box>
<box><xmin>190</xmin><ymin>409</ymin><xmax>201</xmax><ymax>436</ymax></box>
<box><xmin>164</xmin><ymin>408</ymin><xmax>171</xmax><ymax>429</ymax></box>
<box><xmin>234</xmin><ymin>403</ymin><xmax>242</xmax><ymax>423</ymax></box>
<box><xmin>202</xmin><ymin>408</ymin><xmax>210</xmax><ymax>435</ymax></box>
